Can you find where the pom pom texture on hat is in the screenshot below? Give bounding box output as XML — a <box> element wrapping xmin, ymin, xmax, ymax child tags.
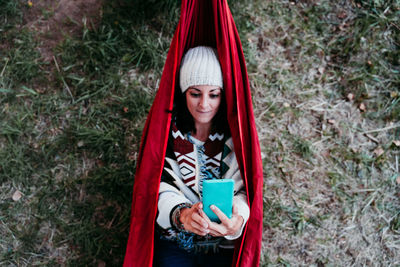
<box><xmin>179</xmin><ymin>46</ymin><xmax>223</xmax><ymax>93</ymax></box>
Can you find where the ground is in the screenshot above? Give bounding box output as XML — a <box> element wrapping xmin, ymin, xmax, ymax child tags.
<box><xmin>24</xmin><ymin>0</ymin><xmax>102</xmax><ymax>61</ymax></box>
<box><xmin>0</xmin><ymin>0</ymin><xmax>399</xmax><ymax>266</ymax></box>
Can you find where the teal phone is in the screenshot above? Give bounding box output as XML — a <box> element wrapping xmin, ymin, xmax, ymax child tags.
<box><xmin>202</xmin><ymin>179</ymin><xmax>234</xmax><ymax>223</ymax></box>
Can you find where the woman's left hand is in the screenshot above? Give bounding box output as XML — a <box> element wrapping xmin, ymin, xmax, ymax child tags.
<box><xmin>200</xmin><ymin>204</ymin><xmax>244</xmax><ymax>237</ymax></box>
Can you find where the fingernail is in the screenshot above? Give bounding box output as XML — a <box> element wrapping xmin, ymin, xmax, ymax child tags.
<box><xmin>210</xmin><ymin>205</ymin><xmax>215</xmax><ymax>210</ymax></box>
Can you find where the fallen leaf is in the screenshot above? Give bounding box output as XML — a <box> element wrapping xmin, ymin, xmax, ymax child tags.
<box><xmin>351</xmin><ymin>147</ymin><xmax>359</xmax><ymax>153</ymax></box>
<box><xmin>270</xmin><ymin>113</ymin><xmax>275</xmax><ymax>118</ymax></box>
<box><xmin>396</xmin><ymin>176</ymin><xmax>400</xmax><ymax>185</ymax></box>
<box><xmin>393</xmin><ymin>140</ymin><xmax>400</xmax><ymax>147</ymax></box>
<box><xmin>283</xmin><ymin>102</ymin><xmax>290</xmax><ymax>108</ymax></box>
<box><xmin>339</xmin><ymin>23</ymin><xmax>349</xmax><ymax>31</ymax></box>
<box><xmin>347</xmin><ymin>93</ymin><xmax>354</xmax><ymax>101</ymax></box>
<box><xmin>337</xmin><ymin>11</ymin><xmax>347</xmax><ymax>19</ymax></box>
<box><xmin>373</xmin><ymin>147</ymin><xmax>384</xmax><ymax>157</ymax></box>
<box><xmin>390</xmin><ymin>91</ymin><xmax>398</xmax><ymax>98</ymax></box>
<box><xmin>359</xmin><ymin>103</ymin><xmax>366</xmax><ymax>112</ymax></box>
<box><xmin>261</xmin><ymin>152</ymin><xmax>266</xmax><ymax>159</ymax></box>
<box><xmin>327</xmin><ymin>119</ymin><xmax>336</xmax><ymax>125</ymax></box>
<box><xmin>321</xmin><ymin>150</ymin><xmax>330</xmax><ymax>158</ymax></box>
<box><xmin>12</xmin><ymin>190</ymin><xmax>22</xmax><ymax>201</ymax></box>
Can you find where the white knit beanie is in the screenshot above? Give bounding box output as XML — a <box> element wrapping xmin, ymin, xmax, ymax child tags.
<box><xmin>179</xmin><ymin>46</ymin><xmax>223</xmax><ymax>93</ymax></box>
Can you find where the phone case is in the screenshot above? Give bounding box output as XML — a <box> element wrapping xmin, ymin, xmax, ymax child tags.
<box><xmin>202</xmin><ymin>179</ymin><xmax>234</xmax><ymax>222</ymax></box>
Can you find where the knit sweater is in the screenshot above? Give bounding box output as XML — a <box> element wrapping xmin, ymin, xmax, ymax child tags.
<box><xmin>156</xmin><ymin>126</ymin><xmax>250</xmax><ymax>243</ymax></box>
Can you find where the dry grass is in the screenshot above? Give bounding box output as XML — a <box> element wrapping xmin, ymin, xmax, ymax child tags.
<box><xmin>245</xmin><ymin>0</ymin><xmax>400</xmax><ymax>265</ymax></box>
<box><xmin>1</xmin><ymin>0</ymin><xmax>399</xmax><ymax>266</ymax></box>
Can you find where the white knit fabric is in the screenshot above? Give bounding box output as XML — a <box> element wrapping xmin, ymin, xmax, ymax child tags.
<box><xmin>179</xmin><ymin>46</ymin><xmax>223</xmax><ymax>93</ymax></box>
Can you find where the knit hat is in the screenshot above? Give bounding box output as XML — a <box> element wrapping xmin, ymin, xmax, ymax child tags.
<box><xmin>179</xmin><ymin>46</ymin><xmax>223</xmax><ymax>93</ymax></box>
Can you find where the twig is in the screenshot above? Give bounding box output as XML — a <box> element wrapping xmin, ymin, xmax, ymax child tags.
<box><xmin>361</xmin><ymin>124</ymin><xmax>400</xmax><ymax>134</ymax></box>
<box><xmin>53</xmin><ymin>56</ymin><xmax>75</xmax><ymax>102</ymax></box>
<box><xmin>364</xmin><ymin>134</ymin><xmax>379</xmax><ymax>144</ymax></box>
<box><xmin>0</xmin><ymin>57</ymin><xmax>9</xmax><ymax>77</ymax></box>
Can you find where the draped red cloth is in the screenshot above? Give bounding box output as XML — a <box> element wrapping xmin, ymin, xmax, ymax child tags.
<box><xmin>123</xmin><ymin>0</ymin><xmax>263</xmax><ymax>266</ymax></box>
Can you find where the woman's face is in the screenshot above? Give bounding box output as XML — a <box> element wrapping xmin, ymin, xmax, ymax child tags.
<box><xmin>185</xmin><ymin>85</ymin><xmax>222</xmax><ymax>128</ymax></box>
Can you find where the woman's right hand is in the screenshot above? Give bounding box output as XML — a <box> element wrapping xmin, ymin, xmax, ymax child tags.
<box><xmin>179</xmin><ymin>202</ymin><xmax>210</xmax><ymax>236</ymax></box>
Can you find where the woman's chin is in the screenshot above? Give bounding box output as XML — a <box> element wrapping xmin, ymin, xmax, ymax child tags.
<box><xmin>194</xmin><ymin>118</ymin><xmax>213</xmax><ymax>126</ymax></box>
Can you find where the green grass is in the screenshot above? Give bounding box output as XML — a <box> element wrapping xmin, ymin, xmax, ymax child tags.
<box><xmin>1</xmin><ymin>0</ymin><xmax>400</xmax><ymax>266</ymax></box>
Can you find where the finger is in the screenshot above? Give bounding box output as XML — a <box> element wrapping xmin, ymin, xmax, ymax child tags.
<box><xmin>232</xmin><ymin>203</ymin><xmax>238</xmax><ymax>215</ymax></box>
<box><xmin>192</xmin><ymin>202</ymin><xmax>202</xmax><ymax>211</ymax></box>
<box><xmin>192</xmin><ymin>211</ymin><xmax>208</xmax><ymax>228</ymax></box>
<box><xmin>189</xmin><ymin>221</ymin><xmax>209</xmax><ymax>236</ymax></box>
<box><xmin>208</xmin><ymin>229</ymin><xmax>222</xmax><ymax>236</ymax></box>
<box><xmin>206</xmin><ymin>221</ymin><xmax>227</xmax><ymax>236</ymax></box>
<box><xmin>210</xmin><ymin>205</ymin><xmax>230</xmax><ymax>224</ymax></box>
<box><xmin>198</xmin><ymin>207</ymin><xmax>213</xmax><ymax>224</ymax></box>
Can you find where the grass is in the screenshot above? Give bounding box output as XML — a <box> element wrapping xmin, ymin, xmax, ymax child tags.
<box><xmin>1</xmin><ymin>0</ymin><xmax>400</xmax><ymax>266</ymax></box>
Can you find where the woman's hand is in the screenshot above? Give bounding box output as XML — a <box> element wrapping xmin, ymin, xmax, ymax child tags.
<box><xmin>201</xmin><ymin>204</ymin><xmax>244</xmax><ymax>237</ymax></box>
<box><xmin>180</xmin><ymin>202</ymin><xmax>210</xmax><ymax>236</ymax></box>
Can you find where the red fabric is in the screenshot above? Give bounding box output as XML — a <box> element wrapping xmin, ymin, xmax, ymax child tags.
<box><xmin>123</xmin><ymin>1</ymin><xmax>263</xmax><ymax>266</ymax></box>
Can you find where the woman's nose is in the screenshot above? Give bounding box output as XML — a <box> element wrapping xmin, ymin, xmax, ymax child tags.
<box><xmin>199</xmin><ymin>96</ymin><xmax>209</xmax><ymax>108</ymax></box>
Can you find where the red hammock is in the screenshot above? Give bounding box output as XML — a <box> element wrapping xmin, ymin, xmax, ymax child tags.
<box><xmin>123</xmin><ymin>0</ymin><xmax>263</xmax><ymax>266</ymax></box>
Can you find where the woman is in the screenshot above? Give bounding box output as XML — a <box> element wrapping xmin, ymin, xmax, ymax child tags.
<box><xmin>154</xmin><ymin>46</ymin><xmax>249</xmax><ymax>267</ymax></box>
<box><xmin>123</xmin><ymin>1</ymin><xmax>263</xmax><ymax>266</ymax></box>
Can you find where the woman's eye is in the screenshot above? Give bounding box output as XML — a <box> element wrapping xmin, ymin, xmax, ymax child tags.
<box><xmin>210</xmin><ymin>94</ymin><xmax>220</xmax><ymax>99</ymax></box>
<box><xmin>190</xmin><ymin>93</ymin><xmax>201</xmax><ymax>98</ymax></box>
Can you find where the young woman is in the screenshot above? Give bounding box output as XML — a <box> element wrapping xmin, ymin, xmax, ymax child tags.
<box><xmin>123</xmin><ymin>2</ymin><xmax>263</xmax><ymax>266</ymax></box>
<box><xmin>154</xmin><ymin>46</ymin><xmax>250</xmax><ymax>267</ymax></box>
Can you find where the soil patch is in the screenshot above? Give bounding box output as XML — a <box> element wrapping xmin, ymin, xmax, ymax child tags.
<box><xmin>23</xmin><ymin>0</ymin><xmax>103</xmax><ymax>61</ymax></box>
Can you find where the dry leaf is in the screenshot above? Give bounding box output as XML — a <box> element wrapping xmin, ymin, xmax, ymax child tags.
<box><xmin>390</xmin><ymin>91</ymin><xmax>398</xmax><ymax>98</ymax></box>
<box><xmin>261</xmin><ymin>152</ymin><xmax>266</xmax><ymax>159</ymax></box>
<box><xmin>373</xmin><ymin>147</ymin><xmax>384</xmax><ymax>157</ymax></box>
<box><xmin>396</xmin><ymin>176</ymin><xmax>400</xmax><ymax>185</ymax></box>
<box><xmin>393</xmin><ymin>140</ymin><xmax>400</xmax><ymax>147</ymax></box>
<box><xmin>327</xmin><ymin>119</ymin><xmax>336</xmax><ymax>125</ymax></box>
<box><xmin>321</xmin><ymin>150</ymin><xmax>330</xmax><ymax>158</ymax></box>
<box><xmin>270</xmin><ymin>113</ymin><xmax>275</xmax><ymax>118</ymax></box>
<box><xmin>12</xmin><ymin>190</ymin><xmax>22</xmax><ymax>201</ymax></box>
<box><xmin>359</xmin><ymin>103</ymin><xmax>366</xmax><ymax>112</ymax></box>
<box><xmin>283</xmin><ymin>102</ymin><xmax>290</xmax><ymax>108</ymax></box>
<box><xmin>351</xmin><ymin>147</ymin><xmax>359</xmax><ymax>153</ymax></box>
<box><xmin>347</xmin><ymin>93</ymin><xmax>354</xmax><ymax>101</ymax></box>
<box><xmin>337</xmin><ymin>11</ymin><xmax>347</xmax><ymax>19</ymax></box>
<box><xmin>318</xmin><ymin>66</ymin><xmax>325</xmax><ymax>74</ymax></box>
<box><xmin>77</xmin><ymin>141</ymin><xmax>84</xmax><ymax>147</ymax></box>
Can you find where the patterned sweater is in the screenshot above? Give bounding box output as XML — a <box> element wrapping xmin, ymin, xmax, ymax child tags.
<box><xmin>156</xmin><ymin>124</ymin><xmax>250</xmax><ymax>245</ymax></box>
